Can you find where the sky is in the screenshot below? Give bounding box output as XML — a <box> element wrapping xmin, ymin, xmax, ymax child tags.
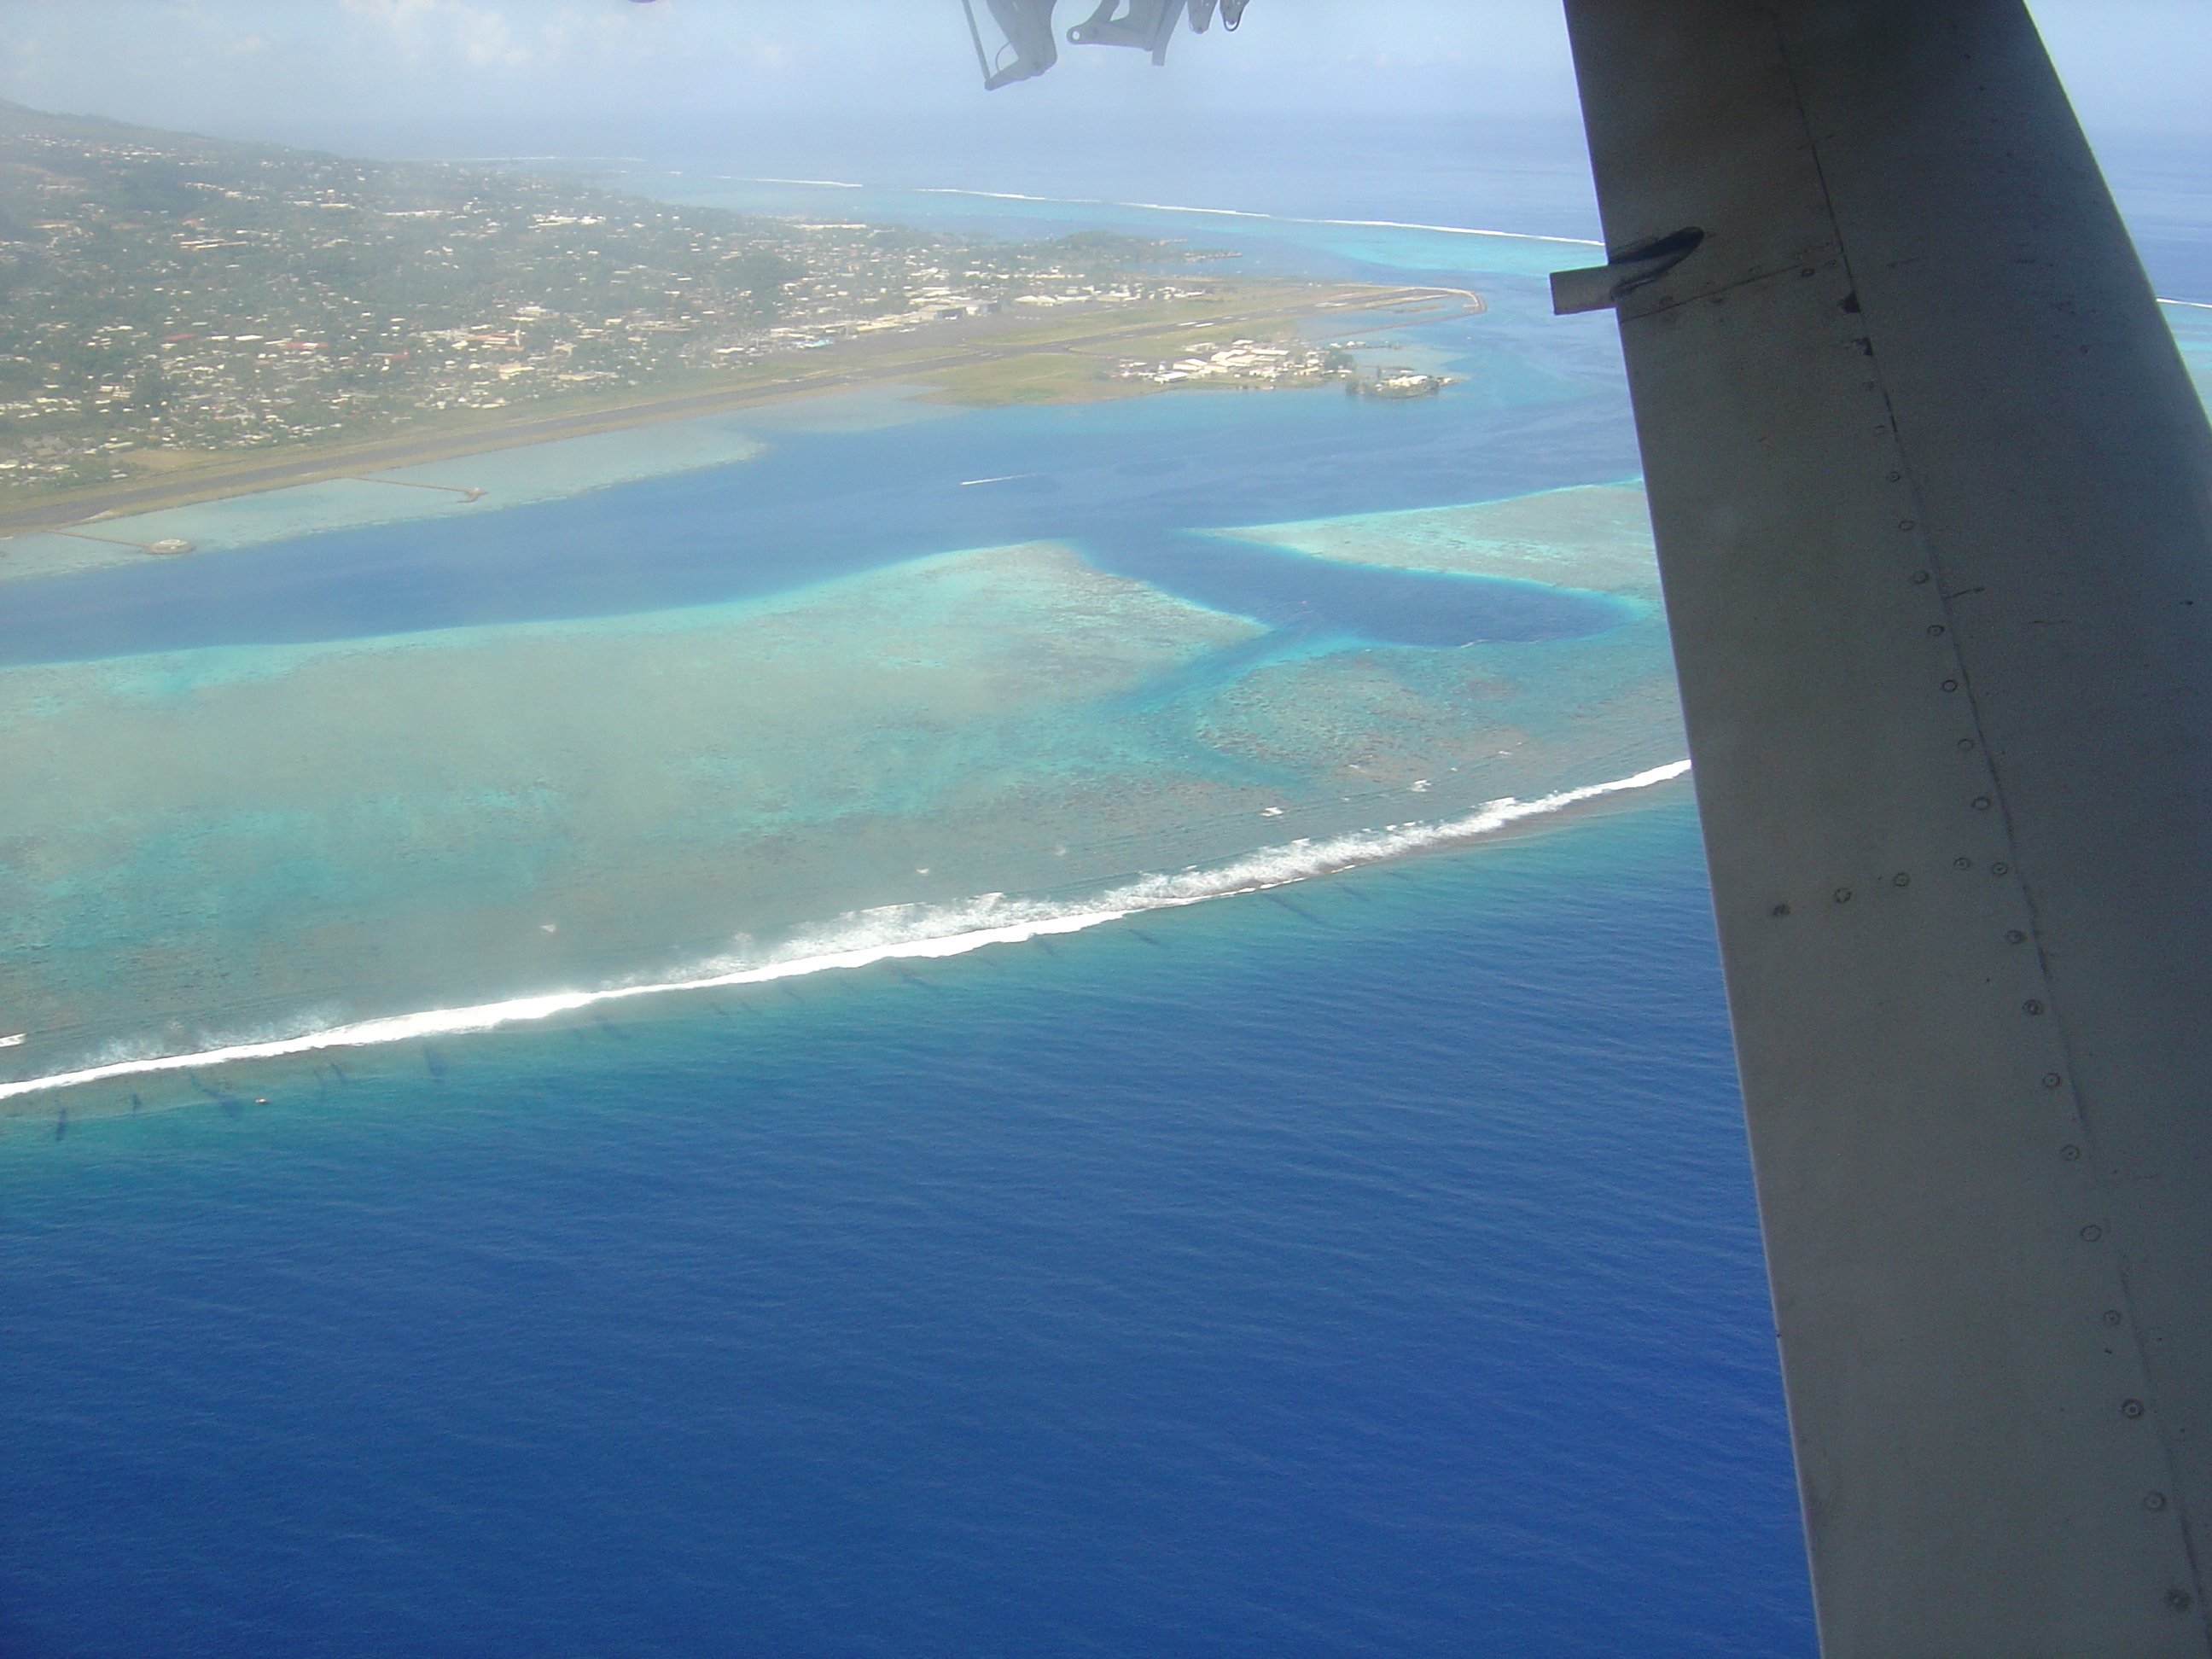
<box><xmin>2</xmin><ymin>1</ymin><xmax>2206</xmax><ymax>155</ymax></box>
<box><xmin>0</xmin><ymin>2</ymin><xmax>1580</xmax><ymax>131</ymax></box>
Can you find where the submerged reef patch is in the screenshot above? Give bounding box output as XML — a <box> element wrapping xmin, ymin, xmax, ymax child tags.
<box><xmin>1</xmin><ymin>486</ymin><xmax>1686</xmax><ymax>1104</ymax></box>
<box><xmin>1220</xmin><ymin>481</ymin><xmax>1659</xmax><ymax>595</ymax></box>
<box><xmin>1197</xmin><ymin>480</ymin><xmax>1678</xmax><ymax>800</ymax></box>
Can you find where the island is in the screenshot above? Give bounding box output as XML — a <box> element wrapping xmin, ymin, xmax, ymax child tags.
<box><xmin>0</xmin><ymin>100</ymin><xmax>1472</xmax><ymax>534</ymax></box>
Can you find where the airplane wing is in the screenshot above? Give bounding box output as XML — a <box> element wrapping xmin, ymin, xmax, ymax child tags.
<box><xmin>957</xmin><ymin>0</ymin><xmax>2212</xmax><ymax>1644</ymax></box>
<box><xmin>1557</xmin><ymin>2</ymin><xmax>2212</xmax><ymax>1650</ymax></box>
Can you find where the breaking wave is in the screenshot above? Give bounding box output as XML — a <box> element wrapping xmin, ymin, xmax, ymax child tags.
<box><xmin>686</xmin><ymin>175</ymin><xmax>1601</xmax><ymax>247</ymax></box>
<box><xmin>905</xmin><ymin>185</ymin><xmax>1604</xmax><ymax>245</ymax></box>
<box><xmin>0</xmin><ymin>761</ymin><xmax>1688</xmax><ymax>1103</ymax></box>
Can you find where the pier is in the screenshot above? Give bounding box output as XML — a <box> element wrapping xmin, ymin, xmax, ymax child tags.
<box><xmin>346</xmin><ymin>475</ymin><xmax>485</xmax><ymax>502</ymax></box>
<box><xmin>44</xmin><ymin>527</ymin><xmax>195</xmax><ymax>555</ymax></box>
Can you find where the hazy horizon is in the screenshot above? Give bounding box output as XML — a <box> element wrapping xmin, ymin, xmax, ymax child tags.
<box><xmin>3</xmin><ymin>3</ymin><xmax>2204</xmax><ymax>168</ymax></box>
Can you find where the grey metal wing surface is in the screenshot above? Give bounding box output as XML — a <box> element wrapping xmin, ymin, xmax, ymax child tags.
<box><xmin>1556</xmin><ymin>1</ymin><xmax>2212</xmax><ymax>1651</ymax></box>
<box><xmin>962</xmin><ymin>0</ymin><xmax>2212</xmax><ymax>1644</ymax></box>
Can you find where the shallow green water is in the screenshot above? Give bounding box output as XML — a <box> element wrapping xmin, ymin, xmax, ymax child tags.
<box><xmin>0</xmin><ymin>472</ymin><xmax>1684</xmax><ymax>1106</ymax></box>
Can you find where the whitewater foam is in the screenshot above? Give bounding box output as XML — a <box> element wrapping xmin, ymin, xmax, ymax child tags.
<box><xmin>905</xmin><ymin>185</ymin><xmax>1604</xmax><ymax>246</ymax></box>
<box><xmin>678</xmin><ymin>175</ymin><xmax>1601</xmax><ymax>247</ymax></box>
<box><xmin>0</xmin><ymin>762</ymin><xmax>1689</xmax><ymax>1103</ymax></box>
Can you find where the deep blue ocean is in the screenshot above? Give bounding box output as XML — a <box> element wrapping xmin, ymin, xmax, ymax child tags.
<box><xmin>3</xmin><ymin>102</ymin><xmax>2203</xmax><ymax>1658</ymax></box>
<box><xmin>4</xmin><ymin>802</ymin><xmax>1805</xmax><ymax>1658</ymax></box>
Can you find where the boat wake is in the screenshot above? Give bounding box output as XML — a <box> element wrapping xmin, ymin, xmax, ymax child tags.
<box><xmin>0</xmin><ymin>762</ymin><xmax>1689</xmax><ymax>1103</ymax></box>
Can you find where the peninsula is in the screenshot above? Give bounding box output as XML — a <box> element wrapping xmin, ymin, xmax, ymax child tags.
<box><xmin>0</xmin><ymin>101</ymin><xmax>1470</xmax><ymax>534</ymax></box>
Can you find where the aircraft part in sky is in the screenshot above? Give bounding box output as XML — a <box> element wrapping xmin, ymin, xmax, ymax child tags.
<box><xmin>1560</xmin><ymin>0</ymin><xmax>2212</xmax><ymax>1650</ymax></box>
<box><xmin>963</xmin><ymin>0</ymin><xmax>1248</xmax><ymax>90</ymax></box>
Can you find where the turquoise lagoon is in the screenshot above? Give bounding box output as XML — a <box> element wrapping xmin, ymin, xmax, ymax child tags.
<box><xmin>5</xmin><ymin>183</ymin><xmax>2205</xmax><ymax>1126</ymax></box>
<box><xmin>0</xmin><ymin>214</ymin><xmax>1691</xmax><ymax>1118</ymax></box>
<box><xmin>0</xmin><ymin>473</ymin><xmax>1685</xmax><ymax>1115</ymax></box>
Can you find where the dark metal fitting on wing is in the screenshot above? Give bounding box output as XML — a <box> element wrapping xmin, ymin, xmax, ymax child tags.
<box><xmin>1549</xmin><ymin>227</ymin><xmax>1706</xmax><ymax>315</ymax></box>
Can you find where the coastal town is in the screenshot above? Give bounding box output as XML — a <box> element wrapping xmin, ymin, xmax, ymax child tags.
<box><xmin>1108</xmin><ymin>338</ymin><xmax>1448</xmax><ymax>398</ymax></box>
<box><xmin>0</xmin><ymin>101</ymin><xmax>1229</xmax><ymax>500</ymax></box>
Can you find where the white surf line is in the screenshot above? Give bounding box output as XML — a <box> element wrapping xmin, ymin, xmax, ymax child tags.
<box><xmin>959</xmin><ymin>474</ymin><xmax>1036</xmax><ymax>486</ymax></box>
<box><xmin>0</xmin><ymin>760</ymin><xmax>1690</xmax><ymax>1103</ymax></box>
<box><xmin>742</xmin><ymin>175</ymin><xmax>866</xmax><ymax>189</ymax></box>
<box><xmin>905</xmin><ymin>185</ymin><xmax>1606</xmax><ymax>246</ymax></box>
<box><xmin>0</xmin><ymin>913</ymin><xmax>1126</xmax><ymax>1106</ymax></box>
<box><xmin>450</xmin><ymin>154</ymin><xmax>649</xmax><ymax>164</ymax></box>
<box><xmin>2158</xmin><ymin>297</ymin><xmax>2212</xmax><ymax>311</ymax></box>
<box><xmin>633</xmin><ymin>174</ymin><xmax>1600</xmax><ymax>246</ymax></box>
<box><xmin>670</xmin><ymin>172</ymin><xmax>868</xmax><ymax>189</ymax></box>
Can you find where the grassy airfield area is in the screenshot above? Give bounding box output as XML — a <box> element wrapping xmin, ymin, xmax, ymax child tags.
<box><xmin>0</xmin><ymin>281</ymin><xmax>1466</xmax><ymax>537</ymax></box>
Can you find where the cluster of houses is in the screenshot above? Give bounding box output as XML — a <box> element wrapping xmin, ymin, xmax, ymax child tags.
<box><xmin>1108</xmin><ymin>338</ymin><xmax>1344</xmax><ymax>387</ymax></box>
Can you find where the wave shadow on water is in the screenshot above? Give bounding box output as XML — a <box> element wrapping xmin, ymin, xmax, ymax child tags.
<box><xmin>1080</xmin><ymin>527</ymin><xmax>1633</xmax><ymax>648</ymax></box>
